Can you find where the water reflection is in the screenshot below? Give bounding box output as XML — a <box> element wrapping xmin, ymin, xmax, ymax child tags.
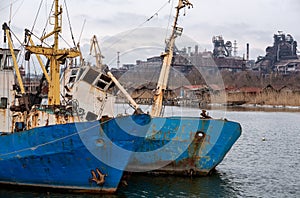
<box><xmin>0</xmin><ymin>187</ymin><xmax>119</xmax><ymax>198</ymax></box>
<box><xmin>0</xmin><ymin>171</ymin><xmax>240</xmax><ymax>197</ymax></box>
<box><xmin>117</xmin><ymin>171</ymin><xmax>240</xmax><ymax>198</ymax></box>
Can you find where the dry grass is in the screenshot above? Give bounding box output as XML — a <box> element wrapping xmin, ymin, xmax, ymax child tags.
<box><xmin>219</xmin><ymin>91</ymin><xmax>300</xmax><ymax>106</ymax></box>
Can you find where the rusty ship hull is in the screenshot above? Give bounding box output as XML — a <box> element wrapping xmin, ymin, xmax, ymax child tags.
<box><xmin>102</xmin><ymin>116</ymin><xmax>242</xmax><ymax>176</ymax></box>
<box><xmin>0</xmin><ymin>115</ymin><xmax>151</xmax><ymax>193</ymax></box>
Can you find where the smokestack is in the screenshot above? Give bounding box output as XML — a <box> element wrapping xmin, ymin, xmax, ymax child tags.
<box><xmin>188</xmin><ymin>47</ymin><xmax>191</xmax><ymax>56</ymax></box>
<box><xmin>246</xmin><ymin>43</ymin><xmax>249</xmax><ymax>61</ymax></box>
<box><xmin>117</xmin><ymin>51</ymin><xmax>120</xmax><ymax>68</ymax></box>
<box><xmin>195</xmin><ymin>45</ymin><xmax>198</xmax><ymax>55</ymax></box>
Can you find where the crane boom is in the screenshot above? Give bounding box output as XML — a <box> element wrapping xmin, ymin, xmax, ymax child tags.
<box><xmin>150</xmin><ymin>0</ymin><xmax>193</xmax><ymax>117</ymax></box>
<box><xmin>90</xmin><ymin>35</ymin><xmax>104</xmax><ymax>69</ymax></box>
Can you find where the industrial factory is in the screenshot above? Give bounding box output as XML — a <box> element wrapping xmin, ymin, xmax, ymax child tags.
<box><xmin>255</xmin><ymin>31</ymin><xmax>300</xmax><ymax>74</ymax></box>
<box><xmin>112</xmin><ymin>31</ymin><xmax>299</xmax><ymax>77</ymax></box>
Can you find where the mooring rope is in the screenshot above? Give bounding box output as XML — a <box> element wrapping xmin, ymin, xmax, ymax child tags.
<box><xmin>0</xmin><ymin>118</ymin><xmax>112</xmax><ymax>158</ymax></box>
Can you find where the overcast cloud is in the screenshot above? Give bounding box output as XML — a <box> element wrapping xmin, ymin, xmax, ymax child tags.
<box><xmin>1</xmin><ymin>0</ymin><xmax>299</xmax><ymax>66</ymax></box>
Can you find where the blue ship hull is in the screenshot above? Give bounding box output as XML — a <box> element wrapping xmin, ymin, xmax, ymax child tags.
<box><xmin>0</xmin><ymin>115</ymin><xmax>151</xmax><ymax>193</ymax></box>
<box><xmin>102</xmin><ymin>115</ymin><xmax>242</xmax><ymax>175</ymax></box>
<box><xmin>0</xmin><ymin>113</ymin><xmax>241</xmax><ymax>193</ymax></box>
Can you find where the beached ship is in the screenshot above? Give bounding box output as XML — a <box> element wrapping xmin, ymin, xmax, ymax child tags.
<box><xmin>0</xmin><ymin>0</ymin><xmax>148</xmax><ymax>193</ymax></box>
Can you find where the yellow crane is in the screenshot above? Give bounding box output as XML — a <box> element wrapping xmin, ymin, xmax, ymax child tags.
<box><xmin>25</xmin><ymin>0</ymin><xmax>80</xmax><ymax>106</ymax></box>
<box><xmin>90</xmin><ymin>35</ymin><xmax>104</xmax><ymax>70</ymax></box>
<box><xmin>151</xmin><ymin>0</ymin><xmax>193</xmax><ymax>117</ymax></box>
<box><xmin>2</xmin><ymin>23</ymin><xmax>25</xmax><ymax>94</ymax></box>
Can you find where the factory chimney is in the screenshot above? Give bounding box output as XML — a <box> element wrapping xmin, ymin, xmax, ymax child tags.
<box><xmin>195</xmin><ymin>45</ymin><xmax>198</xmax><ymax>55</ymax></box>
<box><xmin>188</xmin><ymin>47</ymin><xmax>191</xmax><ymax>56</ymax></box>
<box><xmin>246</xmin><ymin>43</ymin><xmax>249</xmax><ymax>61</ymax></box>
<box><xmin>233</xmin><ymin>40</ymin><xmax>238</xmax><ymax>57</ymax></box>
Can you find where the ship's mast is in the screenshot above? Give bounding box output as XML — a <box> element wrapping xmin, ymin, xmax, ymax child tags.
<box><xmin>90</xmin><ymin>35</ymin><xmax>104</xmax><ymax>70</ymax></box>
<box><xmin>25</xmin><ymin>0</ymin><xmax>80</xmax><ymax>105</ymax></box>
<box><xmin>151</xmin><ymin>0</ymin><xmax>193</xmax><ymax>117</ymax></box>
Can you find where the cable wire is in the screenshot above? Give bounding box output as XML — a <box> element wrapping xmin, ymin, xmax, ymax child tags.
<box><xmin>63</xmin><ymin>0</ymin><xmax>77</xmax><ymax>48</ymax></box>
<box><xmin>58</xmin><ymin>34</ymin><xmax>72</xmax><ymax>48</ymax></box>
<box><xmin>165</xmin><ymin>0</ymin><xmax>174</xmax><ymax>40</ymax></box>
<box><xmin>105</xmin><ymin>0</ymin><xmax>171</xmax><ymax>50</ymax></box>
<box><xmin>0</xmin><ymin>0</ymin><xmax>21</xmax><ymax>12</ymax></box>
<box><xmin>30</xmin><ymin>0</ymin><xmax>44</xmax><ymax>39</ymax></box>
<box><xmin>41</xmin><ymin>0</ymin><xmax>54</xmax><ymax>40</ymax></box>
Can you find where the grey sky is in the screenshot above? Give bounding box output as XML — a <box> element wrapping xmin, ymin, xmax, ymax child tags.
<box><xmin>1</xmin><ymin>0</ymin><xmax>299</xmax><ymax>66</ymax></box>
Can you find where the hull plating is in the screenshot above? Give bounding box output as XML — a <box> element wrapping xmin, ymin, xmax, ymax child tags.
<box><xmin>0</xmin><ymin>113</ymin><xmax>241</xmax><ymax>193</ymax></box>
<box><xmin>0</xmin><ymin>115</ymin><xmax>151</xmax><ymax>193</ymax></box>
<box><xmin>102</xmin><ymin>116</ymin><xmax>241</xmax><ymax>175</ymax></box>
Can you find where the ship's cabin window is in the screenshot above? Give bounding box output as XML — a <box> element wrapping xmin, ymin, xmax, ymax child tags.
<box><xmin>71</xmin><ymin>69</ymin><xmax>78</xmax><ymax>76</ymax></box>
<box><xmin>100</xmin><ymin>74</ymin><xmax>111</xmax><ymax>83</ymax></box>
<box><xmin>68</xmin><ymin>76</ymin><xmax>76</xmax><ymax>83</ymax></box>
<box><xmin>4</xmin><ymin>56</ymin><xmax>13</xmax><ymax>69</ymax></box>
<box><xmin>0</xmin><ymin>97</ymin><xmax>8</xmax><ymax>109</ymax></box>
<box><xmin>82</xmin><ymin>68</ymin><xmax>99</xmax><ymax>84</ymax></box>
<box><xmin>95</xmin><ymin>74</ymin><xmax>112</xmax><ymax>90</ymax></box>
<box><xmin>68</xmin><ymin>69</ymin><xmax>79</xmax><ymax>83</ymax></box>
<box><xmin>0</xmin><ymin>49</ymin><xmax>17</xmax><ymax>70</ymax></box>
<box><xmin>96</xmin><ymin>80</ymin><xmax>107</xmax><ymax>90</ymax></box>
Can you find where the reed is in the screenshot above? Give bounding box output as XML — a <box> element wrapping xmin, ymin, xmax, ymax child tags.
<box><xmin>222</xmin><ymin>91</ymin><xmax>300</xmax><ymax>106</ymax></box>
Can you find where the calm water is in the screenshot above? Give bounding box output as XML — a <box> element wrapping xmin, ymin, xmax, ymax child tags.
<box><xmin>1</xmin><ymin>107</ymin><xmax>299</xmax><ymax>197</ymax></box>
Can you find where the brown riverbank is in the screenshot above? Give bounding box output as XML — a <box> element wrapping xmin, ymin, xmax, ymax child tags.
<box><xmin>210</xmin><ymin>86</ymin><xmax>300</xmax><ymax>107</ymax></box>
<box><xmin>115</xmin><ymin>69</ymin><xmax>300</xmax><ymax>107</ymax></box>
<box><xmin>194</xmin><ymin>70</ymin><xmax>300</xmax><ymax>107</ymax></box>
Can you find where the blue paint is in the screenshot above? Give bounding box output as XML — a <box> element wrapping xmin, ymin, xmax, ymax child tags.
<box><xmin>0</xmin><ymin>114</ymin><xmax>151</xmax><ymax>192</ymax></box>
<box><xmin>102</xmin><ymin>115</ymin><xmax>241</xmax><ymax>174</ymax></box>
<box><xmin>0</xmin><ymin>113</ymin><xmax>241</xmax><ymax>193</ymax></box>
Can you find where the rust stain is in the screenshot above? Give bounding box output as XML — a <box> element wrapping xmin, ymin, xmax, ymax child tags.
<box><xmin>138</xmin><ymin>131</ymin><xmax>209</xmax><ymax>177</ymax></box>
<box><xmin>90</xmin><ymin>168</ymin><xmax>107</xmax><ymax>186</ymax></box>
<box><xmin>0</xmin><ymin>181</ymin><xmax>117</xmax><ymax>194</ymax></box>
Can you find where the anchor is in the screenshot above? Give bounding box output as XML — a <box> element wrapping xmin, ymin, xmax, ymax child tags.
<box><xmin>90</xmin><ymin>168</ymin><xmax>107</xmax><ymax>186</ymax></box>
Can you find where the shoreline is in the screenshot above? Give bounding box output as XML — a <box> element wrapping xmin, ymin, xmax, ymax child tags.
<box><xmin>206</xmin><ymin>103</ymin><xmax>300</xmax><ymax>112</ymax></box>
<box><xmin>115</xmin><ymin>102</ymin><xmax>300</xmax><ymax>113</ymax></box>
